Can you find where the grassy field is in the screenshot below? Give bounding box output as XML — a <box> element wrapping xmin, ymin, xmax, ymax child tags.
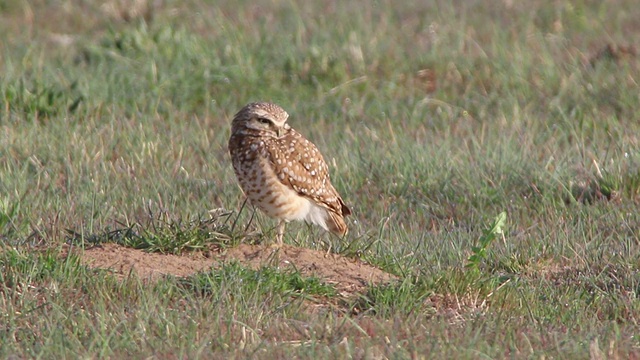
<box><xmin>2</xmin><ymin>0</ymin><xmax>640</xmax><ymax>358</ymax></box>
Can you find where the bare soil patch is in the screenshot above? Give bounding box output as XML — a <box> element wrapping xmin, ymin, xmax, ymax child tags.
<box><xmin>74</xmin><ymin>243</ymin><xmax>396</xmax><ymax>295</ymax></box>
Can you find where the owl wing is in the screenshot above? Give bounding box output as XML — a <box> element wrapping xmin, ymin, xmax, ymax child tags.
<box><xmin>265</xmin><ymin>129</ymin><xmax>351</xmax><ymax>217</ymax></box>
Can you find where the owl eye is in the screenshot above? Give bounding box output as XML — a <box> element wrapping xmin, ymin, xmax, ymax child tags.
<box><xmin>256</xmin><ymin>117</ymin><xmax>271</xmax><ymax>125</ymax></box>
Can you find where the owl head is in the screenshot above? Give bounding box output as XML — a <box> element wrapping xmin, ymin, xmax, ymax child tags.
<box><xmin>231</xmin><ymin>102</ymin><xmax>291</xmax><ymax>137</ymax></box>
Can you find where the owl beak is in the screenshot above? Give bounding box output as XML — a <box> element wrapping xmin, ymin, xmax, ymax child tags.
<box><xmin>277</xmin><ymin>123</ymin><xmax>290</xmax><ymax>138</ymax></box>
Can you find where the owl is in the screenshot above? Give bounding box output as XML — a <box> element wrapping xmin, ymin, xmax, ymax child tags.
<box><xmin>228</xmin><ymin>102</ymin><xmax>351</xmax><ymax>245</ymax></box>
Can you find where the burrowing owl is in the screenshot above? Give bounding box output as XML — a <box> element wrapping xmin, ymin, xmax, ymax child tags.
<box><xmin>228</xmin><ymin>102</ymin><xmax>351</xmax><ymax>246</ymax></box>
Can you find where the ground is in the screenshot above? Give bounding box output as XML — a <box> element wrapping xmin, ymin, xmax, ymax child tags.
<box><xmin>3</xmin><ymin>0</ymin><xmax>640</xmax><ymax>357</ymax></box>
<box><xmin>74</xmin><ymin>243</ymin><xmax>396</xmax><ymax>295</ymax></box>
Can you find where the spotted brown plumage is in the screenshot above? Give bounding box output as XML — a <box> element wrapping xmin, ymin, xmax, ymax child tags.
<box><xmin>228</xmin><ymin>102</ymin><xmax>351</xmax><ymax>246</ymax></box>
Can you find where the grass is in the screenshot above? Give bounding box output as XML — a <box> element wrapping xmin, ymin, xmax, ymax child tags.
<box><xmin>2</xmin><ymin>0</ymin><xmax>640</xmax><ymax>357</ymax></box>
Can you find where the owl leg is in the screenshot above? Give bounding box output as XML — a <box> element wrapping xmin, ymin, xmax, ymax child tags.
<box><xmin>276</xmin><ymin>220</ymin><xmax>286</xmax><ymax>246</ymax></box>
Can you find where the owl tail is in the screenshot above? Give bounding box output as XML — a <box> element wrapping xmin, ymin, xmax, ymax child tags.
<box><xmin>326</xmin><ymin>211</ymin><xmax>349</xmax><ymax>236</ymax></box>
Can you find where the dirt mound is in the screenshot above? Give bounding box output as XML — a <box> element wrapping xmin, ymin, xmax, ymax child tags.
<box><xmin>221</xmin><ymin>244</ymin><xmax>395</xmax><ymax>293</ymax></box>
<box><xmin>79</xmin><ymin>243</ymin><xmax>213</xmax><ymax>280</ymax></box>
<box><xmin>76</xmin><ymin>243</ymin><xmax>395</xmax><ymax>294</ymax></box>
